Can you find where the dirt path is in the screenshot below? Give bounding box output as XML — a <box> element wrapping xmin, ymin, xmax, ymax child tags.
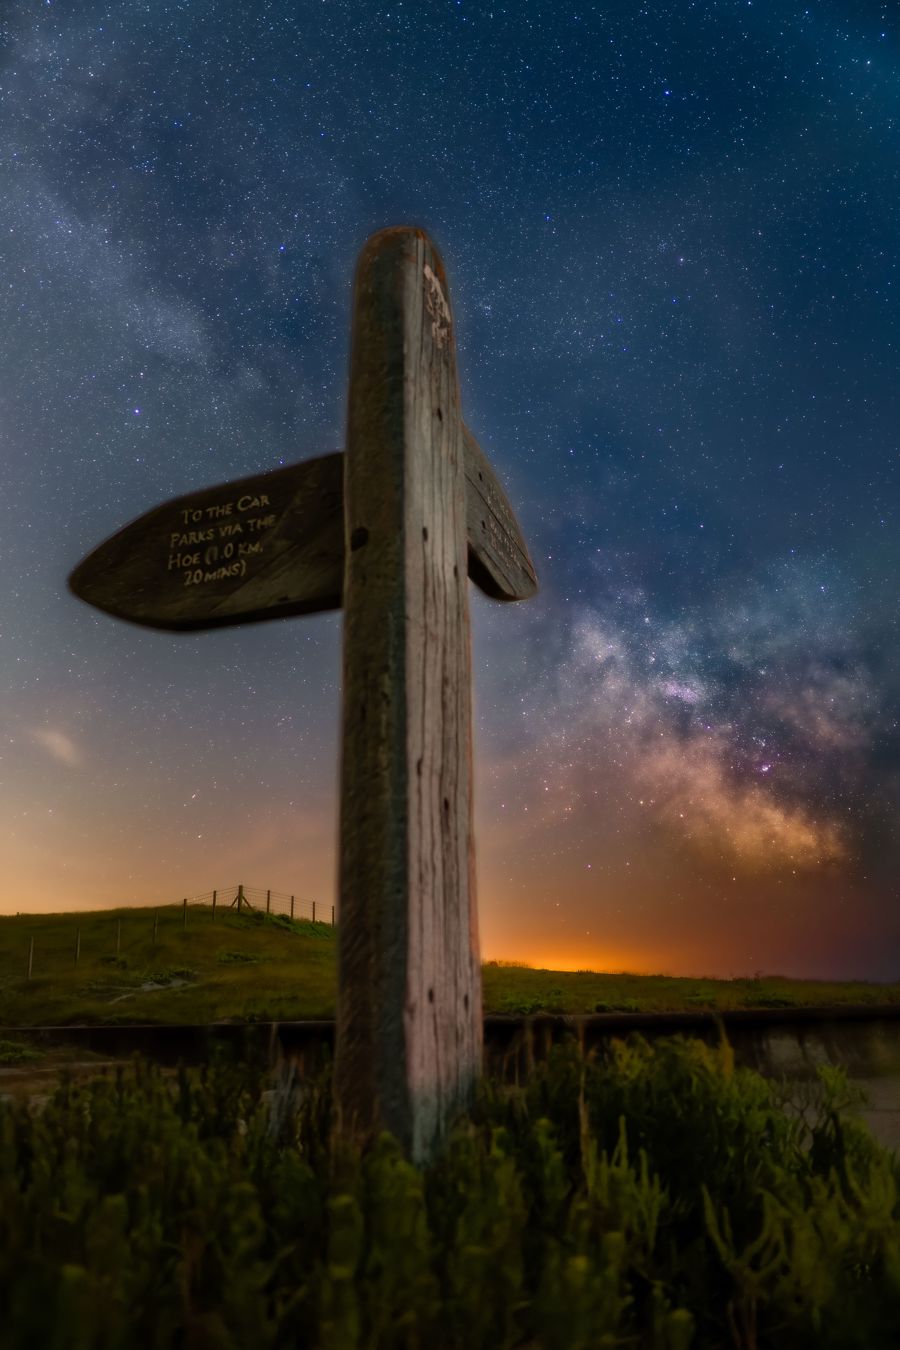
<box><xmin>0</xmin><ymin>1052</ymin><xmax>132</xmax><ymax>1105</ymax></box>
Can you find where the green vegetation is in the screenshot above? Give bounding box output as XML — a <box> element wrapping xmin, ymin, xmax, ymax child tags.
<box><xmin>1</xmin><ymin>905</ymin><xmax>899</xmax><ymax>1027</ymax></box>
<box><xmin>0</xmin><ymin>1039</ymin><xmax>41</xmax><ymax>1066</ymax></box>
<box><xmin>0</xmin><ymin>906</ymin><xmax>338</xmax><ymax>1026</ymax></box>
<box><xmin>481</xmin><ymin>962</ymin><xmax>900</xmax><ymax>1016</ymax></box>
<box><xmin>1</xmin><ymin>1035</ymin><xmax>898</xmax><ymax>1347</ymax></box>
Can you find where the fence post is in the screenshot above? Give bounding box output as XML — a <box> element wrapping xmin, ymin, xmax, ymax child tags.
<box><xmin>290</xmin><ymin>895</ymin><xmax>294</xmax><ymax>919</ymax></box>
<box><xmin>116</xmin><ymin>918</ymin><xmax>121</xmax><ymax>959</ymax></box>
<box><xmin>27</xmin><ymin>935</ymin><xmax>34</xmax><ymax>981</ymax></box>
<box><xmin>237</xmin><ymin>884</ymin><xmax>244</xmax><ymax>913</ymax></box>
<box><xmin>74</xmin><ymin>928</ymin><xmax>81</xmax><ymax>968</ymax></box>
<box><xmin>312</xmin><ymin>900</ymin><xmax>316</xmax><ymax>923</ymax></box>
<box><xmin>331</xmin><ymin>905</ymin><xmax>335</xmax><ymax>926</ymax></box>
<box><xmin>212</xmin><ymin>889</ymin><xmax>217</xmax><ymax>921</ymax></box>
<box><xmin>266</xmin><ymin>889</ymin><xmax>271</xmax><ymax>915</ymax></box>
<box><xmin>153</xmin><ymin>911</ymin><xmax>159</xmax><ymax>945</ymax></box>
<box><xmin>182</xmin><ymin>897</ymin><xmax>187</xmax><ymax>929</ymax></box>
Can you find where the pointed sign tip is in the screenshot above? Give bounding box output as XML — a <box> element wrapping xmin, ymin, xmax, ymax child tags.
<box><xmin>68</xmin><ymin>454</ymin><xmax>345</xmax><ymax>632</ymax></box>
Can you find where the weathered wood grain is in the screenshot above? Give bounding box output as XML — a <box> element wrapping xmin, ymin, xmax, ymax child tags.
<box><xmin>463</xmin><ymin>425</ymin><xmax>537</xmax><ymax>602</ymax></box>
<box><xmin>335</xmin><ymin>226</ymin><xmax>482</xmax><ymax>1162</ymax></box>
<box><xmin>67</xmin><ymin>454</ymin><xmax>344</xmax><ymax>631</ymax></box>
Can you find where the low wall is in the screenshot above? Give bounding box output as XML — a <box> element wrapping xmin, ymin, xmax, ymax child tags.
<box><xmin>483</xmin><ymin>1007</ymin><xmax>900</xmax><ymax>1080</ymax></box>
<box><xmin>10</xmin><ymin>1010</ymin><xmax>900</xmax><ymax>1149</ymax></box>
<box><xmin>10</xmin><ymin>1006</ymin><xmax>900</xmax><ymax>1081</ymax></box>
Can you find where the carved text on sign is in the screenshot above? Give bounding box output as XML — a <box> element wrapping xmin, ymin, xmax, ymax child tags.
<box><xmin>423</xmin><ymin>263</ymin><xmax>451</xmax><ymax>348</ymax></box>
<box><xmin>166</xmin><ymin>492</ymin><xmax>282</xmax><ymax>586</ymax></box>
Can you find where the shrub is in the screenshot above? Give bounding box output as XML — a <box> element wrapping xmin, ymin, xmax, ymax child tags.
<box><xmin>496</xmin><ymin>994</ymin><xmax>569</xmax><ymax>1015</ymax></box>
<box><xmin>141</xmin><ymin>967</ymin><xmax>196</xmax><ymax>984</ymax></box>
<box><xmin>0</xmin><ymin>1036</ymin><xmax>898</xmax><ymax>1347</ymax></box>
<box><xmin>0</xmin><ymin>1039</ymin><xmax>40</xmax><ymax>1066</ymax></box>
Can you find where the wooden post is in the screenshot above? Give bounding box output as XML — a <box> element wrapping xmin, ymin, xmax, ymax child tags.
<box><xmin>116</xmin><ymin>918</ymin><xmax>121</xmax><ymax>958</ymax></box>
<box><xmin>27</xmin><ymin>935</ymin><xmax>33</xmax><ymax>981</ymax></box>
<box><xmin>266</xmin><ymin>889</ymin><xmax>271</xmax><ymax>915</ymax></box>
<box><xmin>66</xmin><ymin>223</ymin><xmax>537</xmax><ymax>1167</ymax></box>
<box><xmin>212</xmin><ymin>889</ymin><xmax>217</xmax><ymax>921</ymax></box>
<box><xmin>74</xmin><ymin>928</ymin><xmax>81</xmax><ymax>968</ymax></box>
<box><xmin>331</xmin><ymin>904</ymin><xmax>335</xmax><ymax>926</ymax></box>
<box><xmin>312</xmin><ymin>900</ymin><xmax>316</xmax><ymax>923</ymax></box>
<box><xmin>153</xmin><ymin>911</ymin><xmax>159</xmax><ymax>945</ymax></box>
<box><xmin>335</xmin><ymin>228</ymin><xmax>482</xmax><ymax>1163</ymax></box>
<box><xmin>290</xmin><ymin>894</ymin><xmax>294</xmax><ymax>919</ymax></box>
<box><xmin>182</xmin><ymin>897</ymin><xmax>187</xmax><ymax>928</ymax></box>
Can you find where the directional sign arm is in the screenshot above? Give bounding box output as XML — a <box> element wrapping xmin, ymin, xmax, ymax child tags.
<box><xmin>462</xmin><ymin>424</ymin><xmax>537</xmax><ymax>602</ymax></box>
<box><xmin>68</xmin><ymin>453</ymin><xmax>345</xmax><ymax>632</ymax></box>
<box><xmin>69</xmin><ymin>427</ymin><xmax>535</xmax><ymax>632</ymax></box>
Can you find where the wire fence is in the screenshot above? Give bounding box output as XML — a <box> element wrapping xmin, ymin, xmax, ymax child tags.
<box><xmin>182</xmin><ymin>885</ymin><xmax>334</xmax><ymax>925</ymax></box>
<box><xmin>7</xmin><ymin>885</ymin><xmax>334</xmax><ymax>984</ymax></box>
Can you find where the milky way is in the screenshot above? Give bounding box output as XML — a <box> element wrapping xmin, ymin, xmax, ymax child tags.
<box><xmin>518</xmin><ymin>557</ymin><xmax>886</xmax><ymax>870</ymax></box>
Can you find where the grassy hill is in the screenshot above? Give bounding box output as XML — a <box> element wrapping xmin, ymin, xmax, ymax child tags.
<box><xmin>1</xmin><ymin>903</ymin><xmax>899</xmax><ymax>1027</ymax></box>
<box><xmin>0</xmin><ymin>905</ymin><xmax>336</xmax><ymax>1027</ymax></box>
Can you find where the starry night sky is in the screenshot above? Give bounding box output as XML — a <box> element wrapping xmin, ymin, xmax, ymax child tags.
<box><xmin>3</xmin><ymin>0</ymin><xmax>898</xmax><ymax>978</ymax></box>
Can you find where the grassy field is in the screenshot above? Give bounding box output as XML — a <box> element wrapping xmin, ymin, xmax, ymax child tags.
<box><xmin>1</xmin><ymin>904</ymin><xmax>899</xmax><ymax>1026</ymax></box>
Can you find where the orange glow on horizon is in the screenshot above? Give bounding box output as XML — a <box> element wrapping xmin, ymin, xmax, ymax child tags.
<box><xmin>489</xmin><ymin>960</ymin><xmax>656</xmax><ymax>976</ymax></box>
<box><xmin>482</xmin><ymin>946</ymin><xmax>668</xmax><ymax>977</ymax></box>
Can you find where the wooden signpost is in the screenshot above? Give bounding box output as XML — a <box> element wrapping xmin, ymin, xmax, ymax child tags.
<box><xmin>69</xmin><ymin>226</ymin><xmax>537</xmax><ymax>1161</ymax></box>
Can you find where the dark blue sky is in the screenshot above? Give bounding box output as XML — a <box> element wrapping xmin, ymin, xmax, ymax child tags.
<box><xmin>3</xmin><ymin>0</ymin><xmax>898</xmax><ymax>977</ymax></box>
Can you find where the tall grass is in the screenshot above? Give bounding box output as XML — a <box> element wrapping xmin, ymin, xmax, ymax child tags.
<box><xmin>2</xmin><ymin>1034</ymin><xmax>899</xmax><ymax>1347</ymax></box>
